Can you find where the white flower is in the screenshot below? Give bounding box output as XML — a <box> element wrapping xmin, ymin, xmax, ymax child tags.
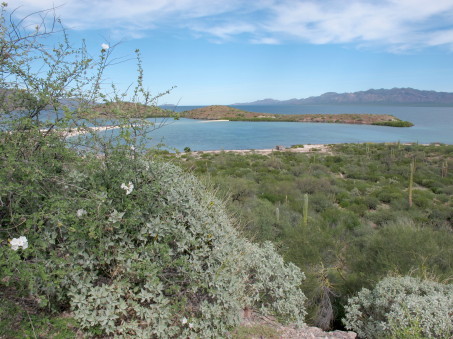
<box><xmin>181</xmin><ymin>317</ymin><xmax>188</xmax><ymax>325</ymax></box>
<box><xmin>188</xmin><ymin>323</ymin><xmax>193</xmax><ymax>328</ymax></box>
<box><xmin>101</xmin><ymin>43</ymin><xmax>109</xmax><ymax>50</ymax></box>
<box><xmin>121</xmin><ymin>182</ymin><xmax>134</xmax><ymax>195</ymax></box>
<box><xmin>10</xmin><ymin>236</ymin><xmax>28</xmax><ymax>251</ymax></box>
<box><xmin>76</xmin><ymin>209</ymin><xmax>87</xmax><ymax>218</ymax></box>
<box><xmin>130</xmin><ymin>145</ymin><xmax>135</xmax><ymax>151</ymax></box>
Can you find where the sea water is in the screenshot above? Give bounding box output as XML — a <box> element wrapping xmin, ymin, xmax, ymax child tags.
<box><xmin>97</xmin><ymin>105</ymin><xmax>453</xmax><ymax>151</ymax></box>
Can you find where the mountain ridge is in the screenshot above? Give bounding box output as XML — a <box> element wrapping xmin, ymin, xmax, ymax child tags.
<box><xmin>233</xmin><ymin>88</ymin><xmax>453</xmax><ymax>105</ymax></box>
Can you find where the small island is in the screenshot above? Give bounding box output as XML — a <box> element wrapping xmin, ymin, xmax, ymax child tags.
<box><xmin>183</xmin><ymin>105</ymin><xmax>414</xmax><ymax>127</ymax></box>
<box><xmin>92</xmin><ymin>103</ymin><xmax>413</xmax><ymax>127</ymax></box>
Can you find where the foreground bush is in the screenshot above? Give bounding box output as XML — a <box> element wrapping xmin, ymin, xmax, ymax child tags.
<box><xmin>0</xmin><ymin>5</ymin><xmax>309</xmax><ymax>337</ymax></box>
<box><xmin>0</xmin><ymin>138</ymin><xmax>306</xmax><ymax>337</ymax></box>
<box><xmin>343</xmin><ymin>276</ymin><xmax>453</xmax><ymax>338</ymax></box>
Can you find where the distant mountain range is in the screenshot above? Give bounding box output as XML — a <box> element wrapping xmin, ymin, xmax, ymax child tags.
<box><xmin>233</xmin><ymin>88</ymin><xmax>453</xmax><ymax>106</ymax></box>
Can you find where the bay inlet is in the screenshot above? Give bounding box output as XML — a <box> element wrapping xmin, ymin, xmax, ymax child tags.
<box><xmin>97</xmin><ymin>105</ymin><xmax>453</xmax><ymax>151</ymax></box>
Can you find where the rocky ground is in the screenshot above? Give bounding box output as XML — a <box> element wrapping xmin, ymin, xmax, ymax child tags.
<box><xmin>236</xmin><ymin>310</ymin><xmax>357</xmax><ymax>339</ymax></box>
<box><xmin>274</xmin><ymin>325</ymin><xmax>356</xmax><ymax>339</ymax></box>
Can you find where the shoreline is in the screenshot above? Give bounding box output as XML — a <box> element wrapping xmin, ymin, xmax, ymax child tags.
<box><xmin>186</xmin><ymin>144</ymin><xmax>332</xmax><ymax>156</ymax></box>
<box><xmin>198</xmin><ymin>119</ymin><xmax>230</xmax><ymax>123</ymax></box>
<box><xmin>181</xmin><ymin>142</ymin><xmax>448</xmax><ymax>156</ymax></box>
<box><xmin>40</xmin><ymin>125</ymin><xmax>122</xmax><ymax>138</ymax></box>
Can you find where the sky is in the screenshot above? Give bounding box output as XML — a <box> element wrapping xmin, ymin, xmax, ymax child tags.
<box><xmin>12</xmin><ymin>0</ymin><xmax>453</xmax><ymax>105</ymax></box>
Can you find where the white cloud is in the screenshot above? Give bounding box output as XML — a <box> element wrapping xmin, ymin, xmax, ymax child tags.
<box><xmin>190</xmin><ymin>22</ymin><xmax>256</xmax><ymax>40</ymax></box>
<box><xmin>267</xmin><ymin>0</ymin><xmax>453</xmax><ymax>50</ymax></box>
<box><xmin>12</xmin><ymin>0</ymin><xmax>453</xmax><ymax>50</ymax></box>
<box><xmin>251</xmin><ymin>37</ymin><xmax>280</xmax><ymax>45</ymax></box>
<box><xmin>15</xmin><ymin>0</ymin><xmax>244</xmax><ymax>37</ymax></box>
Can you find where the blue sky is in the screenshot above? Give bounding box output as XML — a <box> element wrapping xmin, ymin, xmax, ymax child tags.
<box><xmin>13</xmin><ymin>0</ymin><xmax>453</xmax><ymax>105</ymax></box>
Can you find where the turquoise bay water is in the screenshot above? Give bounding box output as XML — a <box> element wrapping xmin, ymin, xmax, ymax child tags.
<box><xmin>100</xmin><ymin>105</ymin><xmax>453</xmax><ymax>151</ymax></box>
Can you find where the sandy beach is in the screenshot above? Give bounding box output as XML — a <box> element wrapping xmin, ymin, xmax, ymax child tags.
<box><xmin>187</xmin><ymin>144</ymin><xmax>331</xmax><ymax>156</ymax></box>
<box><xmin>39</xmin><ymin>125</ymin><xmax>122</xmax><ymax>138</ymax></box>
<box><xmin>198</xmin><ymin>119</ymin><xmax>230</xmax><ymax>123</ymax></box>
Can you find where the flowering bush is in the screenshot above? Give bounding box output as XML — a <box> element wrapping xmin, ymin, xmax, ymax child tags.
<box><xmin>0</xmin><ymin>144</ymin><xmax>306</xmax><ymax>337</ymax></box>
<box><xmin>9</xmin><ymin>236</ymin><xmax>28</xmax><ymax>251</ymax></box>
<box><xmin>120</xmin><ymin>181</ymin><xmax>134</xmax><ymax>195</ymax></box>
<box><xmin>0</xmin><ymin>5</ymin><xmax>306</xmax><ymax>336</ymax></box>
<box><xmin>343</xmin><ymin>276</ymin><xmax>453</xmax><ymax>338</ymax></box>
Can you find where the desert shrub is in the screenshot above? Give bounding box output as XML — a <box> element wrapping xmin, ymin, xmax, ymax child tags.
<box><xmin>362</xmin><ymin>195</ymin><xmax>380</xmax><ymax>210</ymax></box>
<box><xmin>260</xmin><ymin>191</ymin><xmax>285</xmax><ymax>204</ymax></box>
<box><xmin>439</xmin><ymin>185</ymin><xmax>453</xmax><ymax>195</ymax></box>
<box><xmin>264</xmin><ymin>155</ymin><xmax>284</xmax><ymax>170</ymax></box>
<box><xmin>214</xmin><ymin>176</ymin><xmax>258</xmax><ymax>203</ymax></box>
<box><xmin>234</xmin><ymin>198</ymin><xmax>279</xmax><ymax>240</ymax></box>
<box><xmin>411</xmin><ymin>189</ymin><xmax>435</xmax><ymax>208</ymax></box>
<box><xmin>307</xmin><ymin>163</ymin><xmax>331</xmax><ymax>177</ymax></box>
<box><xmin>1</xmin><ymin>148</ymin><xmax>307</xmax><ymax>337</ymax></box>
<box><xmin>0</xmin><ymin>6</ymin><xmax>307</xmax><ymax>337</ymax></box>
<box><xmin>335</xmin><ymin>190</ymin><xmax>352</xmax><ymax>207</ymax></box>
<box><xmin>348</xmin><ymin>219</ymin><xmax>453</xmax><ymax>284</ymax></box>
<box><xmin>427</xmin><ymin>206</ymin><xmax>453</xmax><ymax>229</ymax></box>
<box><xmin>375</xmin><ymin>185</ymin><xmax>404</xmax><ymax>204</ymax></box>
<box><xmin>259</xmin><ymin>180</ymin><xmax>299</xmax><ymax>204</ymax></box>
<box><xmin>243</xmin><ymin>242</ymin><xmax>306</xmax><ymax>323</ymax></box>
<box><xmin>348</xmin><ymin>202</ymin><xmax>369</xmax><ymax>217</ymax></box>
<box><xmin>418</xmin><ymin>178</ymin><xmax>443</xmax><ymax>193</ymax></box>
<box><xmin>320</xmin><ymin>208</ymin><xmax>360</xmax><ymax>230</ymax></box>
<box><xmin>296</xmin><ymin>177</ymin><xmax>333</xmax><ymax>194</ymax></box>
<box><xmin>310</xmin><ymin>192</ymin><xmax>334</xmax><ymax>213</ymax></box>
<box><xmin>367</xmin><ymin>209</ymin><xmax>401</xmax><ymax>226</ymax></box>
<box><xmin>283</xmin><ymin>223</ymin><xmax>339</xmax><ymax>269</ymax></box>
<box><xmin>343</xmin><ymin>276</ymin><xmax>453</xmax><ymax>338</ymax></box>
<box><xmin>174</xmin><ymin>144</ymin><xmax>453</xmax><ymax>331</ymax></box>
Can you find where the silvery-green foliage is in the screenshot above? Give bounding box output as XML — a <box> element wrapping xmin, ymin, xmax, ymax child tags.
<box><xmin>0</xmin><ymin>139</ymin><xmax>307</xmax><ymax>337</ymax></box>
<box><xmin>243</xmin><ymin>241</ymin><xmax>306</xmax><ymax>325</ymax></box>
<box><xmin>0</xmin><ymin>6</ymin><xmax>304</xmax><ymax>337</ymax></box>
<box><xmin>343</xmin><ymin>276</ymin><xmax>453</xmax><ymax>338</ymax></box>
<box><xmin>62</xmin><ymin>156</ymin><xmax>306</xmax><ymax>337</ymax></box>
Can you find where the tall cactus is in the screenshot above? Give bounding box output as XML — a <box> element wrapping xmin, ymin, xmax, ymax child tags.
<box><xmin>441</xmin><ymin>160</ymin><xmax>448</xmax><ymax>178</ymax></box>
<box><xmin>408</xmin><ymin>159</ymin><xmax>415</xmax><ymax>208</ymax></box>
<box><xmin>303</xmin><ymin>193</ymin><xmax>309</xmax><ymax>227</ymax></box>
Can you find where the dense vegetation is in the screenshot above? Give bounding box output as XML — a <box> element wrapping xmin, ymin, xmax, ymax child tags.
<box><xmin>344</xmin><ymin>276</ymin><xmax>453</xmax><ymax>338</ymax></box>
<box><xmin>0</xmin><ymin>5</ymin><xmax>305</xmax><ymax>338</ymax></box>
<box><xmin>1</xmin><ymin>136</ymin><xmax>307</xmax><ymax>337</ymax></box>
<box><xmin>173</xmin><ymin>143</ymin><xmax>453</xmax><ymax>332</ymax></box>
<box><xmin>1</xmin><ymin>3</ymin><xmax>451</xmax><ymax>338</ymax></box>
<box><xmin>372</xmin><ymin>120</ymin><xmax>414</xmax><ymax>127</ymax></box>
